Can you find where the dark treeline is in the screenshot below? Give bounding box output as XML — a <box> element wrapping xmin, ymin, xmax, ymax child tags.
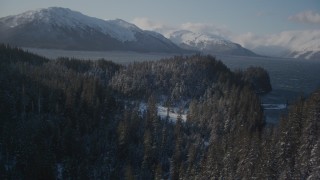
<box><xmin>0</xmin><ymin>44</ymin><xmax>319</xmax><ymax>179</ymax></box>
<box><xmin>110</xmin><ymin>55</ymin><xmax>271</xmax><ymax>101</ymax></box>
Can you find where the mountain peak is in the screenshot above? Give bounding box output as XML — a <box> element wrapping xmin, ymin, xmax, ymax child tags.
<box><xmin>108</xmin><ymin>18</ymin><xmax>141</xmax><ymax>31</ymax></box>
<box><xmin>168</xmin><ymin>30</ymin><xmax>257</xmax><ymax>56</ymax></box>
<box><xmin>3</xmin><ymin>7</ymin><xmax>91</xmax><ymax>28</ymax></box>
<box><xmin>169</xmin><ymin>30</ymin><xmax>230</xmax><ymax>46</ymax></box>
<box><xmin>3</xmin><ymin>7</ymin><xmax>76</xmax><ymax>26</ymax></box>
<box><xmin>0</xmin><ymin>7</ymin><xmax>184</xmax><ymax>53</ymax></box>
<box><xmin>1</xmin><ymin>7</ymin><xmax>140</xmax><ymax>42</ymax></box>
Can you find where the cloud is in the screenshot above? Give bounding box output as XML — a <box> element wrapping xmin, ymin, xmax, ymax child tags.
<box><xmin>233</xmin><ymin>30</ymin><xmax>320</xmax><ymax>49</ymax></box>
<box><xmin>232</xmin><ymin>30</ymin><xmax>320</xmax><ymax>56</ymax></box>
<box><xmin>180</xmin><ymin>22</ymin><xmax>232</xmax><ymax>38</ymax></box>
<box><xmin>131</xmin><ymin>17</ymin><xmax>320</xmax><ymax>56</ymax></box>
<box><xmin>132</xmin><ymin>17</ymin><xmax>165</xmax><ymax>30</ymax></box>
<box><xmin>131</xmin><ymin>17</ymin><xmax>231</xmax><ymax>39</ymax></box>
<box><xmin>289</xmin><ymin>10</ymin><xmax>320</xmax><ymax>24</ymax></box>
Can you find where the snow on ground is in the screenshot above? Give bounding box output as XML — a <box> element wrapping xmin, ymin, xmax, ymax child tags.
<box><xmin>139</xmin><ymin>103</ymin><xmax>187</xmax><ymax>123</ymax></box>
<box><xmin>157</xmin><ymin>105</ymin><xmax>187</xmax><ymax>122</ymax></box>
<box><xmin>168</xmin><ymin>30</ymin><xmax>236</xmax><ymax>51</ymax></box>
<box><xmin>262</xmin><ymin>104</ymin><xmax>287</xmax><ymax>110</ymax></box>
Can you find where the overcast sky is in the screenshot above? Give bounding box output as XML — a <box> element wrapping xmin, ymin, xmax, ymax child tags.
<box><xmin>1</xmin><ymin>0</ymin><xmax>319</xmax><ymax>52</ymax></box>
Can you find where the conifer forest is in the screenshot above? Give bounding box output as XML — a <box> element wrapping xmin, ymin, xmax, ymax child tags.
<box><xmin>0</xmin><ymin>45</ymin><xmax>319</xmax><ymax>179</ymax></box>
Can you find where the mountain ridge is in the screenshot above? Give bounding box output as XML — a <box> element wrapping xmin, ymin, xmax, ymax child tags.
<box><xmin>0</xmin><ymin>7</ymin><xmax>186</xmax><ymax>53</ymax></box>
<box><xmin>245</xmin><ymin>30</ymin><xmax>320</xmax><ymax>60</ymax></box>
<box><xmin>167</xmin><ymin>30</ymin><xmax>259</xmax><ymax>57</ymax></box>
<box><xmin>287</xmin><ymin>39</ymin><xmax>320</xmax><ymax>60</ymax></box>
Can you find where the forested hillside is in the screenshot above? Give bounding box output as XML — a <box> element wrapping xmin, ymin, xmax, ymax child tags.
<box><xmin>0</xmin><ymin>45</ymin><xmax>319</xmax><ymax>179</ymax></box>
<box><xmin>110</xmin><ymin>55</ymin><xmax>271</xmax><ymax>100</ymax></box>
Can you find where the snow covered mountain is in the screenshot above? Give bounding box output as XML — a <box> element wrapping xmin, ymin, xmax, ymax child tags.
<box><xmin>286</xmin><ymin>39</ymin><xmax>320</xmax><ymax>60</ymax></box>
<box><xmin>241</xmin><ymin>30</ymin><xmax>320</xmax><ymax>60</ymax></box>
<box><xmin>288</xmin><ymin>51</ymin><xmax>320</xmax><ymax>60</ymax></box>
<box><xmin>251</xmin><ymin>42</ymin><xmax>320</xmax><ymax>60</ymax></box>
<box><xmin>0</xmin><ymin>7</ymin><xmax>184</xmax><ymax>53</ymax></box>
<box><xmin>168</xmin><ymin>30</ymin><xmax>258</xmax><ymax>56</ymax></box>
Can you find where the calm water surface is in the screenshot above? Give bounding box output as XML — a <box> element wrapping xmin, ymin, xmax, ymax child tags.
<box><xmin>217</xmin><ymin>55</ymin><xmax>320</xmax><ymax>123</ymax></box>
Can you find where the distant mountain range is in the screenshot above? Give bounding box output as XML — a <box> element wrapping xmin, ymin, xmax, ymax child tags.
<box><xmin>251</xmin><ymin>44</ymin><xmax>320</xmax><ymax>60</ymax></box>
<box><xmin>0</xmin><ymin>7</ymin><xmax>259</xmax><ymax>56</ymax></box>
<box><xmin>0</xmin><ymin>7</ymin><xmax>318</xmax><ymax>59</ymax></box>
<box><xmin>0</xmin><ymin>7</ymin><xmax>184</xmax><ymax>53</ymax></box>
<box><xmin>247</xmin><ymin>32</ymin><xmax>320</xmax><ymax>60</ymax></box>
<box><xmin>287</xmin><ymin>51</ymin><xmax>320</xmax><ymax>60</ymax></box>
<box><xmin>167</xmin><ymin>30</ymin><xmax>258</xmax><ymax>57</ymax></box>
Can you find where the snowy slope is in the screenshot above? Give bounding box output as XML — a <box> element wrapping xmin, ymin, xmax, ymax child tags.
<box><xmin>169</xmin><ymin>30</ymin><xmax>235</xmax><ymax>50</ymax></box>
<box><xmin>287</xmin><ymin>39</ymin><xmax>320</xmax><ymax>60</ymax></box>
<box><xmin>0</xmin><ymin>7</ymin><xmax>184</xmax><ymax>53</ymax></box>
<box><xmin>168</xmin><ymin>30</ymin><xmax>258</xmax><ymax>56</ymax></box>
<box><xmin>139</xmin><ymin>103</ymin><xmax>187</xmax><ymax>123</ymax></box>
<box><xmin>244</xmin><ymin>30</ymin><xmax>320</xmax><ymax>60</ymax></box>
<box><xmin>2</xmin><ymin>7</ymin><xmax>140</xmax><ymax>42</ymax></box>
